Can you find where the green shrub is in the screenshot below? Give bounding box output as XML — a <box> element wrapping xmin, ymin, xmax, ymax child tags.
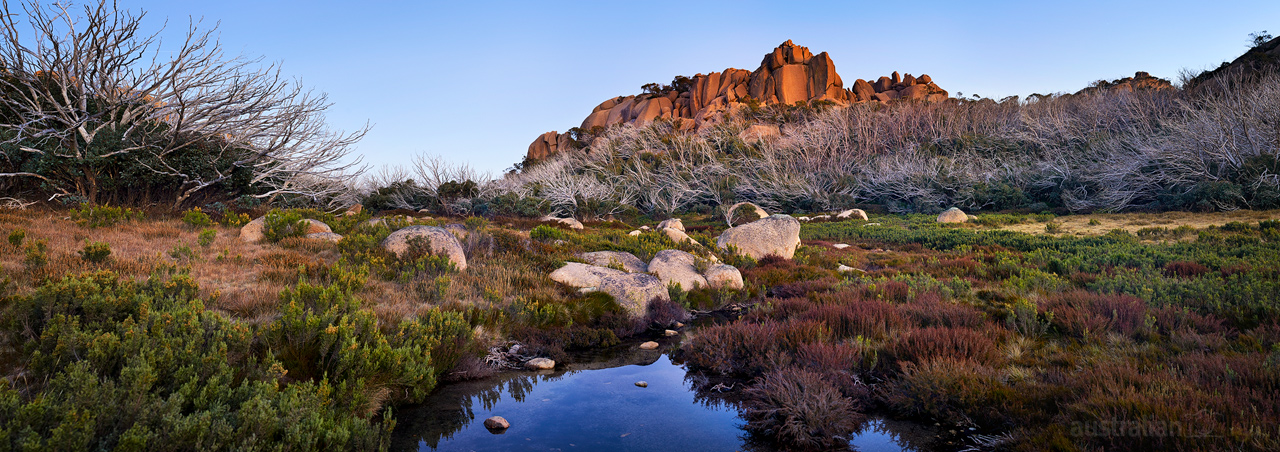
<box><xmin>530</xmin><ymin>224</ymin><xmax>568</xmax><ymax>242</ymax></box>
<box><xmin>265</xmin><ymin>281</ymin><xmax>471</xmax><ymax>405</ymax></box>
<box><xmin>220</xmin><ymin>212</ymin><xmax>252</xmax><ymax>227</ymax></box>
<box><xmin>0</xmin><ymin>271</ymin><xmax>393</xmax><ymax>450</ymax></box>
<box><xmin>169</xmin><ymin>243</ymin><xmax>198</xmax><ymax>263</ymax></box>
<box><xmin>262</xmin><ymin>209</ymin><xmax>308</xmax><ymax>242</ymax></box>
<box><xmin>70</xmin><ymin>204</ymin><xmax>143</xmax><ymax>228</ymax></box>
<box><xmin>180</xmin><ymin>207</ymin><xmax>214</xmax><ymax>228</ymax></box>
<box><xmin>23</xmin><ymin>239</ymin><xmax>48</xmax><ymax>269</ymax></box>
<box><xmin>198</xmin><ymin>228</ymin><xmax>217</xmax><ymax>247</ymax></box>
<box><xmin>78</xmin><ymin>241</ymin><xmax>111</xmax><ymax>263</ymax></box>
<box><xmin>6</xmin><ymin>229</ymin><xmax>24</xmax><ymax>247</ymax></box>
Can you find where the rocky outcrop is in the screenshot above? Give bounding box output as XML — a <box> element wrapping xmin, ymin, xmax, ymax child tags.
<box><xmin>937</xmin><ymin>207</ymin><xmax>968</xmax><ymax>223</ymax></box>
<box><xmin>648</xmin><ymin>249</ymin><xmax>708</xmax><ymax>290</ymax></box>
<box><xmin>381</xmin><ymin>226</ymin><xmax>468</xmax><ymax>270</ymax></box>
<box><xmin>524</xmin><ymin>358</ymin><xmax>555</xmax><ymax>371</ymax></box>
<box><xmin>661</xmin><ymin>227</ymin><xmax>698</xmax><ymax>245</ymax></box>
<box><xmin>240</xmin><ymin>217</ymin><xmax>332</xmax><ymax>243</ymax></box>
<box><xmin>599</xmin><ymin>273</ymin><xmax>670</xmax><ymax>318</ymax></box>
<box><xmin>305</xmin><ymin>232</ymin><xmax>343</xmax><ymax>242</ymax></box>
<box><xmin>836</xmin><ymin>209</ymin><xmax>868</xmax><ymax>220</ymax></box>
<box><xmin>484</xmin><ymin>416</ymin><xmax>511</xmax><ymax>430</ymax></box>
<box><xmin>239</xmin><ymin>217</ymin><xmax>267</xmax><ymax>243</ymax></box>
<box><xmin>580</xmin><ymin>251</ymin><xmax>648</xmax><ymax>273</ymax></box>
<box><xmin>656</xmin><ymin>218</ymin><xmax>684</xmax><ymax>232</ymax></box>
<box><xmin>704</xmin><ymin>264</ymin><xmax>744</xmax><ymax>290</ymax></box>
<box><xmin>1187</xmin><ymin>35</ymin><xmax>1280</xmax><ymax>90</ymax></box>
<box><xmin>550</xmin><ymin>262</ymin><xmax>625</xmax><ymax>288</ymax></box>
<box><xmin>527</xmin><ymin>131</ymin><xmax>576</xmax><ymax>162</ymax></box>
<box><xmin>1076</xmin><ymin>71</ymin><xmax>1174</xmax><ymax>95</ymax></box>
<box><xmin>725</xmin><ymin>202</ymin><xmax>769</xmax><ymax>227</ymax></box>
<box><xmin>716</xmin><ymin>214</ymin><xmax>802</xmax><ymax>260</ymax></box>
<box><xmin>529</xmin><ymin>40</ymin><xmax>950</xmax><ymax>161</ymax></box>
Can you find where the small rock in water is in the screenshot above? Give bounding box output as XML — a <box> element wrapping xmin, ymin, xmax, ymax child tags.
<box><xmin>664</xmin><ymin>329</ymin><xmax>678</xmax><ymax>336</ymax></box>
<box><xmin>484</xmin><ymin>416</ymin><xmax>510</xmax><ymax>430</ymax></box>
<box><xmin>639</xmin><ymin>341</ymin><xmax>659</xmax><ymax>350</ymax></box>
<box><xmin>525</xmin><ymin>357</ymin><xmax>555</xmax><ymax>370</ymax></box>
<box><xmin>635</xmin><ymin>381</ymin><xmax>648</xmax><ymax>388</ymax></box>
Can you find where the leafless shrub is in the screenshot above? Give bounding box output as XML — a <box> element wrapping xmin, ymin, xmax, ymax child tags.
<box><xmin>505</xmin><ymin>69</ymin><xmax>1280</xmax><ymax>214</ymax></box>
<box><xmin>0</xmin><ymin>0</ymin><xmax>365</xmax><ymax>208</ymax></box>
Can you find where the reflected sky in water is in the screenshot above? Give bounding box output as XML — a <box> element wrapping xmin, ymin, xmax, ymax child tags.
<box><xmin>392</xmin><ymin>353</ymin><xmax>932</xmax><ymax>452</ymax></box>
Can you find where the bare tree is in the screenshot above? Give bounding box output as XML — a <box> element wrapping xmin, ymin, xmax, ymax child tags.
<box><xmin>0</xmin><ymin>0</ymin><xmax>365</xmax><ymax>208</ymax></box>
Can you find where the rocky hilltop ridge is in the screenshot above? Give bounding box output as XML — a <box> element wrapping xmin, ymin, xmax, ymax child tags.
<box><xmin>1187</xmin><ymin>35</ymin><xmax>1280</xmax><ymax>89</ymax></box>
<box><xmin>1075</xmin><ymin>71</ymin><xmax>1174</xmax><ymax>95</ymax></box>
<box><xmin>528</xmin><ymin>40</ymin><xmax>950</xmax><ymax>161</ymax></box>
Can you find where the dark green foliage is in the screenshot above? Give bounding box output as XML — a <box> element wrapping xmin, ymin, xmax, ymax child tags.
<box><xmin>197</xmin><ymin>229</ymin><xmax>217</xmax><ymax>247</ymax></box>
<box><xmin>69</xmin><ymin>204</ymin><xmax>143</xmax><ymax>228</ymax></box>
<box><xmin>0</xmin><ymin>271</ymin><xmax>400</xmax><ymax>451</ymax></box>
<box><xmin>78</xmin><ymin>241</ymin><xmax>111</xmax><ymax>263</ymax></box>
<box><xmin>262</xmin><ymin>209</ymin><xmax>309</xmax><ymax>242</ymax></box>
<box><xmin>22</xmin><ymin>239</ymin><xmax>47</xmax><ymax>269</ymax></box>
<box><xmin>264</xmin><ymin>282</ymin><xmax>471</xmax><ymax>407</ymax></box>
<box><xmin>6</xmin><ymin>229</ymin><xmax>23</xmax><ymax>248</ymax></box>
<box><xmin>181</xmin><ymin>207</ymin><xmax>215</xmax><ymax>228</ymax></box>
<box><xmin>529</xmin><ymin>225</ymin><xmax>568</xmax><ymax>242</ymax></box>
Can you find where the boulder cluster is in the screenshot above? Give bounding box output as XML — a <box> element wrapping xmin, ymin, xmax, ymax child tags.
<box><xmin>529</xmin><ymin>40</ymin><xmax>950</xmax><ymax>161</ymax></box>
<box><xmin>1075</xmin><ymin>71</ymin><xmax>1174</xmax><ymax>95</ymax></box>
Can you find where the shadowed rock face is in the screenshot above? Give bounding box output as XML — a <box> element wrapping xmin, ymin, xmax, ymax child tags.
<box><xmin>528</xmin><ymin>40</ymin><xmax>950</xmax><ymax>161</ymax></box>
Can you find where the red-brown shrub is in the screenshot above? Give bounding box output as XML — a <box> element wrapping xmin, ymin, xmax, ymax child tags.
<box><xmin>801</xmin><ymin>296</ymin><xmax>906</xmax><ymax>340</ymax></box>
<box><xmin>741</xmin><ymin>368</ymin><xmax>863</xmax><ymax>450</ymax></box>
<box><xmin>879</xmin><ymin>357</ymin><xmax>1015</xmax><ymax>428</ymax></box>
<box><xmin>1045</xmin><ymin>291</ymin><xmax>1148</xmax><ymax>338</ymax></box>
<box><xmin>890</xmin><ymin>326</ymin><xmax>1000</xmax><ymax>365</ymax></box>
<box><xmin>795</xmin><ymin>342</ymin><xmax>874</xmax><ymax>398</ymax></box>
<box><xmin>682</xmin><ymin>320</ymin><xmax>830</xmax><ymax>377</ymax></box>
<box><xmin>1163</xmin><ymin>260</ymin><xmax>1209</xmax><ymax>278</ymax></box>
<box><xmin>866</xmin><ymin>280</ymin><xmax>910</xmax><ymax>303</ymax></box>
<box><xmin>934</xmin><ymin>257</ymin><xmax>980</xmax><ymax>277</ymax></box>
<box><xmin>1150</xmin><ymin>305</ymin><xmax>1226</xmax><ymax>336</ymax></box>
<box><xmin>900</xmin><ymin>291</ymin><xmax>987</xmax><ymax>329</ymax></box>
<box><xmin>768</xmin><ymin>277</ymin><xmax>840</xmax><ymax>298</ymax></box>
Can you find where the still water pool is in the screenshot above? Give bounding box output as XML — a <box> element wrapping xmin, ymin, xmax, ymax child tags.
<box><xmin>391</xmin><ymin>348</ymin><xmax>934</xmax><ymax>451</ymax></box>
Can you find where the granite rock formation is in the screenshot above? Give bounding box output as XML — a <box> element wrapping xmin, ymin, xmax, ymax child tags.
<box><xmin>529</xmin><ymin>40</ymin><xmax>949</xmax><ymax>161</ymax></box>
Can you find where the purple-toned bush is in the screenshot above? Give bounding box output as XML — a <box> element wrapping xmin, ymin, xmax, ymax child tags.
<box><xmin>802</xmin><ymin>295</ymin><xmax>906</xmax><ymax>340</ymax></box>
<box><xmin>683</xmin><ymin>320</ymin><xmax>829</xmax><ymax>377</ymax></box>
<box><xmin>1045</xmin><ymin>291</ymin><xmax>1148</xmax><ymax>338</ymax></box>
<box><xmin>741</xmin><ymin>368</ymin><xmax>863</xmax><ymax>450</ymax></box>
<box><xmin>890</xmin><ymin>326</ymin><xmax>1000</xmax><ymax>365</ymax></box>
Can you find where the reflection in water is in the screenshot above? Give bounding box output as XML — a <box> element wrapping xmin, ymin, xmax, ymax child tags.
<box><xmin>392</xmin><ymin>347</ymin><xmax>936</xmax><ymax>452</ymax></box>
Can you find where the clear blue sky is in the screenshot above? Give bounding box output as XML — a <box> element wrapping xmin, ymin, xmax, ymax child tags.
<box><xmin>129</xmin><ymin>0</ymin><xmax>1279</xmax><ymax>175</ymax></box>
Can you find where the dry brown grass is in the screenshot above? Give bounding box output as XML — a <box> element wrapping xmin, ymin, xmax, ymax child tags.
<box><xmin>0</xmin><ymin>208</ymin><xmax>325</xmax><ymax>319</ymax></box>
<box><xmin>994</xmin><ymin>209</ymin><xmax>1280</xmax><ymax>237</ymax></box>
